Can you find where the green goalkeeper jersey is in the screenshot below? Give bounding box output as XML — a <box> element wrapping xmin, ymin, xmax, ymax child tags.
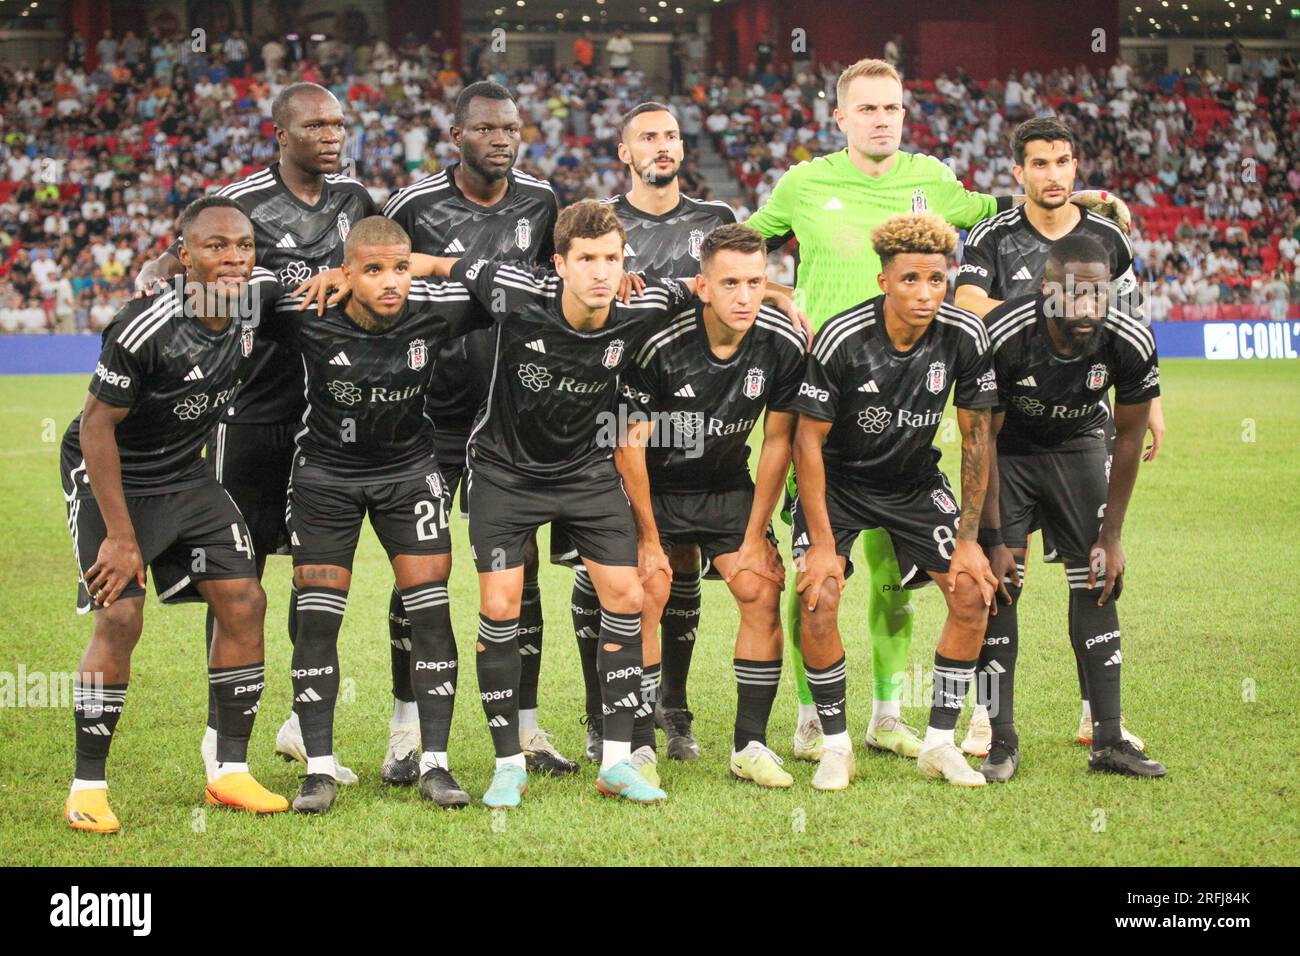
<box><xmin>746</xmin><ymin>148</ymin><xmax>1008</xmax><ymax>328</ymax></box>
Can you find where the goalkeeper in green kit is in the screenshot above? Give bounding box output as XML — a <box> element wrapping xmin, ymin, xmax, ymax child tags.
<box><xmin>746</xmin><ymin>58</ymin><xmax>1130</xmax><ymax>762</ymax></box>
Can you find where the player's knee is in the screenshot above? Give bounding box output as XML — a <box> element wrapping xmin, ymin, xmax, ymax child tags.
<box><xmin>801</xmin><ymin>580</ymin><xmax>841</xmax><ymax>638</ymax></box>
<box><xmin>600</xmin><ymin>576</ymin><xmax>643</xmax><ymax>616</ymax></box>
<box><xmin>481</xmin><ymin>591</ymin><xmax>521</xmax><ymax>622</ymax></box>
<box><xmin>733</xmin><ymin>575</ymin><xmax>780</xmax><ymax>622</ymax></box>
<box><xmin>94</xmin><ymin>601</ymin><xmax>143</xmax><ymax>651</ymax></box>
<box><xmin>947</xmin><ymin>577</ymin><xmax>988</xmax><ymax>627</ymax></box>
<box><xmin>642</xmin><ymin>572</ymin><xmax>669</xmax><ymax>616</ymax></box>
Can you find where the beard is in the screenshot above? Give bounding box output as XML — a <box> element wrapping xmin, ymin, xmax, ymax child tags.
<box><xmin>1048</xmin><ymin>313</ymin><xmax>1106</xmax><ymax>357</ymax></box>
<box><xmin>638</xmin><ymin>156</ymin><xmax>680</xmax><ymax>186</ymax></box>
<box><xmin>466</xmin><ymin>154</ymin><xmax>512</xmax><ymax>182</ymax></box>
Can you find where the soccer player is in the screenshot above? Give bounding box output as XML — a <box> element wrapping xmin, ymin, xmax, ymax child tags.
<box><xmin>267</xmin><ymin>217</ymin><xmax>493</xmax><ymax>812</ymax></box>
<box><xmin>574</xmin><ymin>101</ymin><xmax>739</xmax><ymax>764</ymax></box>
<box><xmin>382</xmin><ymin>81</ymin><xmax>572</xmax><ymax>780</ymax></box>
<box><xmin>746</xmin><ymin>58</ymin><xmax>1129</xmax><ymax>764</ymax></box>
<box><xmin>136</xmin><ymin>82</ymin><xmax>377</xmax><ymax>785</ymax></box>
<box><xmin>421</xmin><ymin>201</ymin><xmax>805</xmax><ymax>807</ymax></box>
<box><xmin>953</xmin><ymin>117</ymin><xmax>1160</xmax><ymax>755</ymax></box>
<box><xmin>790</xmin><ymin>213</ymin><xmax>999</xmax><ymax>791</ymax></box>
<box><xmin>976</xmin><ymin>234</ymin><xmax>1166</xmax><ymax>781</ymax></box>
<box><xmin>618</xmin><ymin>224</ymin><xmax>806</xmax><ymax>788</ymax></box>
<box><xmin>60</xmin><ymin>197</ymin><xmax>288</xmax><ymax>832</ymax></box>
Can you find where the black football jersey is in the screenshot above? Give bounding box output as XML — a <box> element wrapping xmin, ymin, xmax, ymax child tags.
<box><xmin>383</xmin><ymin>165</ymin><xmax>558</xmax><ymax>431</ymax></box>
<box><xmin>986</xmin><ymin>294</ymin><xmax>1160</xmax><ymax>455</ymax></box>
<box><xmin>600</xmin><ymin>193</ymin><xmax>737</xmax><ymax>279</ymax></box>
<box><xmin>267</xmin><ymin>280</ymin><xmax>489</xmax><ymax>485</ymax></box>
<box><xmin>63</xmin><ymin>268</ymin><xmax>283</xmax><ymax>497</ymax></box>
<box><xmin>794</xmin><ymin>296</ymin><xmax>998</xmax><ymax>488</ymax></box>
<box><xmin>622</xmin><ymin>304</ymin><xmax>806</xmax><ymax>493</ymax></box>
<box><xmin>171</xmin><ymin>163</ymin><xmax>379</xmax><ymax>425</ymax></box>
<box><xmin>449</xmin><ymin>257</ymin><xmax>692</xmax><ymax>488</ymax></box>
<box><xmin>956</xmin><ymin>207</ymin><xmax>1140</xmax><ymax>316</ymax></box>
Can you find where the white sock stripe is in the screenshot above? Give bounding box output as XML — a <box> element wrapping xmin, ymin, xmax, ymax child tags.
<box><xmin>208</xmin><ymin>666</ymin><xmax>265</xmax><ymax>684</ymax></box>
<box><xmin>477</xmin><ymin>617</ymin><xmax>518</xmax><ymax>633</ymax></box>
<box><xmin>401</xmin><ymin>587</ymin><xmax>450</xmax><ymax>612</ymax></box>
<box><xmin>296</xmin><ymin>598</ymin><xmax>348</xmax><ymax>615</ymax></box>
<box><xmin>669</xmin><ymin>581</ymin><xmax>702</xmax><ymax>596</ymax></box>
<box><xmin>74</xmin><ymin>688</ymin><xmax>126</xmax><ymax>701</ymax></box>
<box><xmin>734</xmin><ymin>664</ymin><xmax>782</xmax><ymax>676</ymax></box>
<box><xmin>934</xmin><ymin>667</ymin><xmax>976</xmax><ymax>680</ymax></box>
<box><xmin>599</xmin><ymin>613</ymin><xmax>641</xmax><ymax>636</ymax></box>
<box><xmin>805</xmin><ymin>664</ymin><xmax>847</xmax><ymax>684</ymax></box>
<box><xmin>573</xmin><ymin>576</ymin><xmax>598</xmax><ymax>596</ymax></box>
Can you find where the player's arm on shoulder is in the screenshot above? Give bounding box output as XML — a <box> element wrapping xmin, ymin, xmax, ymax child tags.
<box><xmin>953</xmin><ymin>237</ymin><xmax>1001</xmax><ymax>317</ymax></box>
<box><xmin>1070</xmin><ymin>190</ymin><xmax>1132</xmax><ymax>234</ymax></box>
<box><xmin>78</xmin><ymin>393</ymin><xmax>145</xmax><ymax>606</ymax></box>
<box><xmin>134</xmin><ymin>243</ymin><xmax>183</xmax><ymax>297</ymax></box>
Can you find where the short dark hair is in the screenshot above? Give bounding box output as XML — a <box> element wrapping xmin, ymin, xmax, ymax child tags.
<box><xmin>343</xmin><ymin>216</ymin><xmax>411</xmax><ymax>263</ymax></box>
<box><xmin>553</xmin><ymin>200</ymin><xmax>626</xmax><ymax>258</ymax></box>
<box><xmin>619</xmin><ymin>101</ymin><xmax>677</xmax><ymax>140</ymax></box>
<box><xmin>453</xmin><ymin>81</ymin><xmax>516</xmax><ymax>128</ymax></box>
<box><xmin>1012</xmin><ymin>116</ymin><xmax>1076</xmax><ymax>167</ymax></box>
<box><xmin>271</xmin><ymin>82</ymin><xmax>336</xmax><ymax>129</ymax></box>
<box><xmin>177</xmin><ymin>195</ymin><xmax>250</xmax><ymax>242</ymax></box>
<box><xmin>1045</xmin><ymin>233</ymin><xmax>1109</xmax><ymax>280</ymax></box>
<box><xmin>700</xmin><ymin>224</ymin><xmax>766</xmax><ymax>271</ymax></box>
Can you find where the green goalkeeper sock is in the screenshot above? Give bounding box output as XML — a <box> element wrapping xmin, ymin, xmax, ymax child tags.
<box><xmin>786</xmin><ymin>585</ymin><xmax>814</xmax><ymax>706</ymax></box>
<box><xmin>862</xmin><ymin>528</ymin><xmax>914</xmax><ymax>703</ymax></box>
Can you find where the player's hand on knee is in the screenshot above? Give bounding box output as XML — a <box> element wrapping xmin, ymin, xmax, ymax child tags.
<box><xmin>726</xmin><ymin>535</ymin><xmax>786</xmax><ymax>588</ymax></box>
<box><xmin>86</xmin><ymin>535</ymin><xmax>145</xmax><ymax>608</ymax></box>
<box><xmin>637</xmin><ymin>541</ymin><xmax>673</xmax><ymax>587</ymax></box>
<box><xmin>986</xmin><ymin>543</ymin><xmax>1020</xmax><ymax>614</ymax></box>
<box><xmin>795</xmin><ymin>544</ymin><xmax>843</xmax><ymax>612</ymax></box>
<box><xmin>1089</xmin><ymin>537</ymin><xmax>1125</xmax><ymax>605</ymax></box>
<box><xmin>949</xmin><ymin>538</ymin><xmax>996</xmax><ymax>608</ymax></box>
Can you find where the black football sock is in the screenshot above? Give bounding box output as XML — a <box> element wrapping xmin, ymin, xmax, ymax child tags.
<box><xmin>517</xmin><ymin>573</ymin><xmax>543</xmax><ymax>712</ymax></box>
<box><xmin>388</xmin><ymin>585</ymin><xmax>415</xmax><ymax>705</ymax></box>
<box><xmin>930</xmin><ymin>653</ymin><xmax>977</xmax><ymax>733</ymax></box>
<box><xmin>286</xmin><ymin>581</ymin><xmax>298</xmax><ymax>647</ymax></box>
<box><xmin>978</xmin><ymin>577</ymin><xmax>1023</xmax><ymax>748</ymax></box>
<box><xmin>73</xmin><ymin>680</ymin><xmax>127</xmax><ymax>781</ymax></box>
<box><xmin>476</xmin><ymin>614</ymin><xmax>521</xmax><ymax>758</ymax></box>
<box><xmin>204</xmin><ymin>609</ymin><xmax>218</xmax><ymax>731</ymax></box>
<box><xmin>597</xmin><ymin>609</ymin><xmax>643</xmax><ymax>746</ymax></box>
<box><xmin>659</xmin><ymin>575</ymin><xmax>700</xmax><ymax>710</ymax></box>
<box><xmin>402</xmin><ymin>582</ymin><xmax>456</xmax><ymax>755</ymax></box>
<box><xmin>572</xmin><ymin>568</ymin><xmax>603</xmax><ymax>722</ymax></box>
<box><xmin>805</xmin><ymin>656</ymin><xmax>848</xmax><ymax>737</ymax></box>
<box><xmin>209</xmin><ymin>661</ymin><xmax>265</xmax><ymax>763</ymax></box>
<box><xmin>632</xmin><ymin>662</ymin><xmax>660</xmax><ymax>751</ymax></box>
<box><xmin>290</xmin><ymin>586</ymin><xmax>347</xmax><ymax>758</ymax></box>
<box><xmin>1066</xmin><ymin>564</ymin><xmax>1123</xmax><ymax>749</ymax></box>
<box><xmin>734</xmin><ymin>658</ymin><xmax>781</xmax><ymax>750</ymax></box>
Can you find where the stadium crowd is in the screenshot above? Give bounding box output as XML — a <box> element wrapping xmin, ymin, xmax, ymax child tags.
<box><xmin>1</xmin><ymin>28</ymin><xmax>1298</xmax><ymax>332</ymax></box>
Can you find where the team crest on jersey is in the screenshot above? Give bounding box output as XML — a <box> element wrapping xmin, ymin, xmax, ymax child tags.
<box><xmin>911</xmin><ymin>188</ymin><xmax>929</xmax><ymax>213</ymax></box>
<box><xmin>930</xmin><ymin>488</ymin><xmax>958</xmax><ymax>515</ymax></box>
<box><xmin>1086</xmin><ymin>363</ymin><xmax>1108</xmax><ymax>390</ymax></box>
<box><xmin>426</xmin><ymin>472</ymin><xmax>442</xmax><ymax>499</ymax></box>
<box><xmin>407</xmin><ymin>338</ymin><xmax>428</xmax><ymax>371</ymax></box>
<box><xmin>926</xmin><ymin>361</ymin><xmax>947</xmax><ymax>394</ymax></box>
<box><xmin>743</xmin><ymin>367</ymin><xmax>766</xmax><ymax>399</ymax></box>
<box><xmin>602</xmin><ymin>339</ymin><xmax>625</xmax><ymax>369</ymax></box>
<box><xmin>688</xmin><ymin>228</ymin><xmax>706</xmax><ymax>261</ymax></box>
<box><xmin>336</xmin><ymin>213</ymin><xmax>351</xmax><ymax>242</ymax></box>
<box><xmin>515</xmin><ymin>217</ymin><xmax>531</xmax><ymax>250</ymax></box>
<box><xmin>239</xmin><ymin>322</ymin><xmax>255</xmax><ymax>358</ymax></box>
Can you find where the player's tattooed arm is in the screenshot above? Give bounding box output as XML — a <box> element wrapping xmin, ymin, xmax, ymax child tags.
<box><xmin>728</xmin><ymin>410</ymin><xmax>795</xmax><ymax>588</ymax></box>
<box><xmin>952</xmin><ymin>406</ymin><xmax>998</xmax><ymax>607</ymax></box>
<box><xmin>613</xmin><ymin>417</ymin><xmax>671</xmax><ymax>586</ymax></box>
<box><xmin>78</xmin><ymin>395</ymin><xmax>145</xmax><ymax>607</ymax></box>
<box><xmin>978</xmin><ymin>411</ymin><xmax>1019</xmax><ymax>608</ymax></box>
<box><xmin>1090</xmin><ymin>399</ymin><xmax>1150</xmax><ymax>603</ymax></box>
<box><xmin>792</xmin><ymin>415</ymin><xmax>845</xmax><ymax>610</ymax></box>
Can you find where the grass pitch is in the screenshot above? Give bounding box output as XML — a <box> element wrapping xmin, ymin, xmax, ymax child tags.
<box><xmin>0</xmin><ymin>359</ymin><xmax>1296</xmax><ymax>866</ymax></box>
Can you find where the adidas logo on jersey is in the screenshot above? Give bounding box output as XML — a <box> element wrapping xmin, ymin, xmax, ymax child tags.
<box><xmin>329</xmin><ymin>352</ymin><xmax>351</xmax><ymax>366</ymax></box>
<box><xmin>822</xmin><ymin>197</ymin><xmax>844</xmax><ymax>210</ymax></box>
<box><xmin>1012</xmin><ymin>266</ymin><xmax>1034</xmax><ymax>281</ymax></box>
<box><xmin>1017</xmin><ymin>375</ymin><xmax>1037</xmax><ymax>387</ymax></box>
<box><xmin>443</xmin><ymin>238</ymin><xmax>466</xmax><ymax>253</ymax></box>
<box><xmin>525</xmin><ymin>338</ymin><xmax>546</xmax><ymax>353</ymax></box>
<box><xmin>623</xmin><ymin>243</ymin><xmax>635</xmax><ymax>257</ymax></box>
<box><xmin>183</xmin><ymin>365</ymin><xmax>204</xmax><ymax>382</ymax></box>
<box><xmin>275</xmin><ymin>234</ymin><xmax>297</xmax><ymax>248</ymax></box>
<box><xmin>674</xmin><ymin>384</ymin><xmax>696</xmax><ymax>398</ymax></box>
<box><xmin>858</xmin><ymin>380</ymin><xmax>879</xmax><ymax>393</ymax></box>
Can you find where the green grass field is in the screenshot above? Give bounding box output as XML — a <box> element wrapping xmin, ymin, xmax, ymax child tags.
<box><xmin>1</xmin><ymin>360</ymin><xmax>1296</xmax><ymax>866</ymax></box>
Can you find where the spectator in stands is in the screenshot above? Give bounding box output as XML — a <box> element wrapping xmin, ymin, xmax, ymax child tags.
<box><xmin>1225</xmin><ymin>39</ymin><xmax>1245</xmax><ymax>84</ymax></box>
<box><xmin>606</xmin><ymin>30</ymin><xmax>634</xmax><ymax>76</ymax></box>
<box><xmin>574</xmin><ymin>32</ymin><xmax>595</xmax><ymax>77</ymax></box>
<box><xmin>96</xmin><ymin>31</ymin><xmax>118</xmax><ymax>69</ymax></box>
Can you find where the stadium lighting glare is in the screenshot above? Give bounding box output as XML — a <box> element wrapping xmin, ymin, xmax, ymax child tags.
<box><xmin>659</xmin><ymin>1</ymin><xmax>667</xmax><ymax>6</ymax></box>
<box><xmin>676</xmin><ymin>5</ymin><xmax>685</xmax><ymax>11</ymax></box>
<box><xmin>649</xmin><ymin>14</ymin><xmax>659</xmax><ymax>21</ymax></box>
<box><xmin>556</xmin><ymin>11</ymin><xmax>564</xmax><ymax>17</ymax></box>
<box><xmin>494</xmin><ymin>7</ymin><xmax>503</xmax><ymax>13</ymax></box>
<box><xmin>1134</xmin><ymin>3</ymin><xmax>1141</xmax><ymax>9</ymax></box>
<box><xmin>582</xmin><ymin>13</ymin><xmax>590</xmax><ymax>20</ymax></box>
<box><xmin>516</xmin><ymin>0</ymin><xmax>525</xmax><ymax>6</ymax></box>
